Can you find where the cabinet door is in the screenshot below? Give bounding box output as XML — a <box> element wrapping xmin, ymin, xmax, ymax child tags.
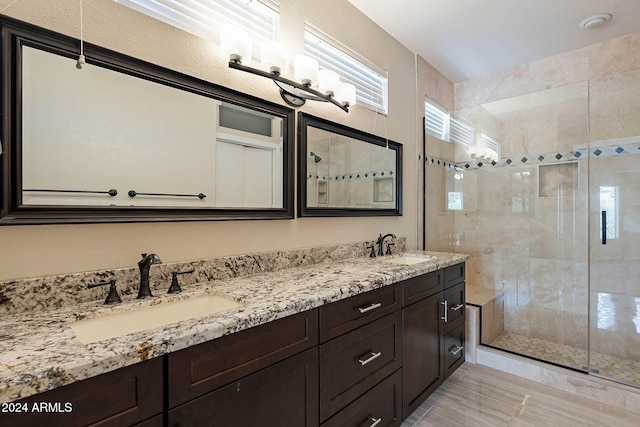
<box><xmin>168</xmin><ymin>308</ymin><xmax>318</xmax><ymax>408</ymax></box>
<box><xmin>320</xmin><ymin>283</ymin><xmax>401</xmax><ymax>343</ymax></box>
<box><xmin>322</xmin><ymin>369</ymin><xmax>402</xmax><ymax>427</ymax></box>
<box><xmin>444</xmin><ymin>281</ymin><xmax>465</xmax><ymax>329</ymax></box>
<box><xmin>320</xmin><ymin>311</ymin><xmax>402</xmax><ymax>421</ymax></box>
<box><xmin>403</xmin><ymin>270</ymin><xmax>443</xmax><ymax>306</ymax></box>
<box><xmin>168</xmin><ymin>348</ymin><xmax>319</xmax><ymax>427</ymax></box>
<box><xmin>402</xmin><ymin>292</ymin><xmax>443</xmax><ymax>418</ymax></box>
<box><xmin>444</xmin><ymin>323</ymin><xmax>465</xmax><ymax>378</ymax></box>
<box><xmin>1</xmin><ymin>357</ymin><xmax>163</xmax><ymax>427</ymax></box>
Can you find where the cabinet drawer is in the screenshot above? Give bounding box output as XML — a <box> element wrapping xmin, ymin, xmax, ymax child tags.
<box><xmin>320</xmin><ymin>311</ymin><xmax>402</xmax><ymax>421</ymax></box>
<box><xmin>168</xmin><ymin>308</ymin><xmax>318</xmax><ymax>408</ymax></box>
<box><xmin>444</xmin><ymin>263</ymin><xmax>465</xmax><ymax>288</ymax></box>
<box><xmin>322</xmin><ymin>369</ymin><xmax>402</xmax><ymax>427</ymax></box>
<box><xmin>2</xmin><ymin>357</ymin><xmax>163</xmax><ymax>427</ymax></box>
<box><xmin>168</xmin><ymin>348</ymin><xmax>319</xmax><ymax>427</ymax></box>
<box><xmin>444</xmin><ymin>323</ymin><xmax>465</xmax><ymax>378</ymax></box>
<box><xmin>320</xmin><ymin>283</ymin><xmax>401</xmax><ymax>342</ymax></box>
<box><xmin>403</xmin><ymin>270</ymin><xmax>443</xmax><ymax>306</ymax></box>
<box><xmin>444</xmin><ymin>282</ymin><xmax>465</xmax><ymax>329</ymax></box>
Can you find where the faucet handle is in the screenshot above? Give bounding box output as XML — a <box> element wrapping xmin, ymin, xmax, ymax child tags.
<box><xmin>88</xmin><ymin>279</ymin><xmax>122</xmax><ymax>305</ymax></box>
<box><xmin>386</xmin><ymin>243</ymin><xmax>395</xmax><ymax>255</ymax></box>
<box><xmin>168</xmin><ymin>269</ymin><xmax>195</xmax><ymax>294</ymax></box>
<box><xmin>367</xmin><ymin>245</ymin><xmax>376</xmax><ymax>258</ymax></box>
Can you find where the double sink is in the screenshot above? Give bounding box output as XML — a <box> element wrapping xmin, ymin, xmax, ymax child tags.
<box><xmin>69</xmin><ymin>253</ymin><xmax>433</xmax><ymax>345</ymax></box>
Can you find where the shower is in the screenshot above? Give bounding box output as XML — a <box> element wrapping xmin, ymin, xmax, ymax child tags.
<box><xmin>434</xmin><ymin>63</ymin><xmax>640</xmax><ymax>389</ymax></box>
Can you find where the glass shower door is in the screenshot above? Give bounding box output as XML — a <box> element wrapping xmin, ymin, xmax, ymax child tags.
<box><xmin>588</xmin><ymin>67</ymin><xmax>640</xmax><ymax>387</ymax></box>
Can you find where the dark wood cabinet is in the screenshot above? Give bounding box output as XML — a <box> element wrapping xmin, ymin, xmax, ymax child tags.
<box><xmin>168</xmin><ymin>347</ymin><xmax>319</xmax><ymax>427</ymax></box>
<box><xmin>402</xmin><ymin>292</ymin><xmax>443</xmax><ymax>416</ymax></box>
<box><xmin>402</xmin><ymin>263</ymin><xmax>465</xmax><ymax>419</ymax></box>
<box><xmin>0</xmin><ymin>356</ymin><xmax>163</xmax><ymax>427</ymax></box>
<box><xmin>319</xmin><ymin>311</ymin><xmax>402</xmax><ymax>421</ymax></box>
<box><xmin>322</xmin><ymin>369</ymin><xmax>402</xmax><ymax>427</ymax></box>
<box><xmin>168</xmin><ymin>308</ymin><xmax>318</xmax><ymax>409</ymax></box>
<box><xmin>320</xmin><ymin>283</ymin><xmax>401</xmax><ymax>343</ymax></box>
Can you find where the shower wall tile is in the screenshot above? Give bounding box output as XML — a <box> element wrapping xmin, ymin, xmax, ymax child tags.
<box><xmin>529</xmin><ymin>46</ymin><xmax>589</xmax><ymax>89</ymax></box>
<box><xmin>454</xmin><ymin>64</ymin><xmax>531</xmax><ymax>110</ymax></box>
<box><xmin>589</xmin><ymin>68</ymin><xmax>640</xmax><ymax>142</ymax></box>
<box><xmin>589</xmin><ymin>32</ymin><xmax>640</xmax><ymax>80</ymax></box>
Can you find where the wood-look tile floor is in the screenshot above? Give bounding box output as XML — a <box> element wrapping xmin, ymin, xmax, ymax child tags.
<box><xmin>401</xmin><ymin>363</ymin><xmax>640</xmax><ymax>427</ymax></box>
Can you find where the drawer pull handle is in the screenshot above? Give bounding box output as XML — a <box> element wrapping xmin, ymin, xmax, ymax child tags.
<box><xmin>358</xmin><ymin>302</ymin><xmax>382</xmax><ymax>314</ymax></box>
<box><xmin>440</xmin><ymin>300</ymin><xmax>448</xmax><ymax>322</ymax></box>
<box><xmin>368</xmin><ymin>416</ymin><xmax>382</xmax><ymax>427</ymax></box>
<box><xmin>449</xmin><ymin>345</ymin><xmax>464</xmax><ymax>355</ymax></box>
<box><xmin>357</xmin><ymin>351</ymin><xmax>382</xmax><ymax>366</ymax></box>
<box><xmin>451</xmin><ymin>303</ymin><xmax>464</xmax><ymax>311</ymax></box>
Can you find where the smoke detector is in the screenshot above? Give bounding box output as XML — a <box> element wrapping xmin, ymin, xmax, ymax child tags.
<box><xmin>579</xmin><ymin>13</ymin><xmax>612</xmax><ymax>29</ymax></box>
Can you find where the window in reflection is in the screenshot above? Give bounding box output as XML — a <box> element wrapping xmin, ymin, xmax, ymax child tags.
<box><xmin>600</xmin><ymin>186</ymin><xmax>619</xmax><ymax>240</ymax></box>
<box><xmin>597</xmin><ymin>292</ymin><xmax>615</xmax><ymax>331</ymax></box>
<box><xmin>634</xmin><ymin>298</ymin><xmax>640</xmax><ymax>334</ymax></box>
<box><xmin>447</xmin><ymin>192</ymin><xmax>463</xmax><ymax>211</ymax></box>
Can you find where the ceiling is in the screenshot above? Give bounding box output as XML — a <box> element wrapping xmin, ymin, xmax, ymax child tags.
<box><xmin>347</xmin><ymin>0</ymin><xmax>640</xmax><ymax>83</ymax></box>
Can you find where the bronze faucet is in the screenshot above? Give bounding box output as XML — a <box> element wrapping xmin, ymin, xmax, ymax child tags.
<box><xmin>137</xmin><ymin>253</ymin><xmax>162</xmax><ymax>299</ymax></box>
<box><xmin>377</xmin><ymin>233</ymin><xmax>397</xmax><ymax>256</ymax></box>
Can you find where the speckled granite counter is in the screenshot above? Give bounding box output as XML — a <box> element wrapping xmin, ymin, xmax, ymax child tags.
<box><xmin>0</xmin><ymin>247</ymin><xmax>467</xmax><ymax>403</ymax></box>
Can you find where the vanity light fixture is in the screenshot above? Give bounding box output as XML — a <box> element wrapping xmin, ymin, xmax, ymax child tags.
<box><xmin>223</xmin><ymin>28</ymin><xmax>355</xmax><ymax>112</ymax></box>
<box><xmin>76</xmin><ymin>0</ymin><xmax>85</xmax><ymax>69</ymax></box>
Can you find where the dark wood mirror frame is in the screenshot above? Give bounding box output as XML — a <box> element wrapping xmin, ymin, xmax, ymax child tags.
<box><xmin>297</xmin><ymin>112</ymin><xmax>403</xmax><ymax>217</ymax></box>
<box><xmin>0</xmin><ymin>17</ymin><xmax>295</xmax><ymax>225</ymax></box>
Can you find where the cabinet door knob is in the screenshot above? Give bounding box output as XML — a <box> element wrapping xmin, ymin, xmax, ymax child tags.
<box><xmin>367</xmin><ymin>416</ymin><xmax>382</xmax><ymax>427</ymax></box>
<box><xmin>357</xmin><ymin>302</ymin><xmax>382</xmax><ymax>314</ymax></box>
<box><xmin>356</xmin><ymin>351</ymin><xmax>382</xmax><ymax>366</ymax></box>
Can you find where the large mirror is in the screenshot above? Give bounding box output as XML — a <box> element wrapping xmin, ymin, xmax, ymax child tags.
<box><xmin>0</xmin><ymin>18</ymin><xmax>294</xmax><ymax>224</ymax></box>
<box><xmin>298</xmin><ymin>113</ymin><xmax>402</xmax><ymax>217</ymax></box>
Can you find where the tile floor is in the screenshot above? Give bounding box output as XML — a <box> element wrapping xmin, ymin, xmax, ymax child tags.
<box><xmin>491</xmin><ymin>332</ymin><xmax>640</xmax><ymax>386</ymax></box>
<box><xmin>401</xmin><ymin>363</ymin><xmax>640</xmax><ymax>427</ymax></box>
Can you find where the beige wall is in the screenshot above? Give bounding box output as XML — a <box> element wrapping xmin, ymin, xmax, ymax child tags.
<box><xmin>0</xmin><ymin>0</ymin><xmax>452</xmax><ymax>280</ymax></box>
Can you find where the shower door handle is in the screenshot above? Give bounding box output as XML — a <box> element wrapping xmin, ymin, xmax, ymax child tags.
<box><xmin>601</xmin><ymin>210</ymin><xmax>607</xmax><ymax>245</ymax></box>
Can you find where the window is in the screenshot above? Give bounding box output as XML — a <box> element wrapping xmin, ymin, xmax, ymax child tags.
<box><xmin>115</xmin><ymin>0</ymin><xmax>278</xmax><ymax>48</ymax></box>
<box><xmin>304</xmin><ymin>28</ymin><xmax>388</xmax><ymax>114</ymax></box>
<box><xmin>600</xmin><ymin>186</ymin><xmax>619</xmax><ymax>240</ymax></box>
<box><xmin>450</xmin><ymin>116</ymin><xmax>475</xmax><ymax>146</ymax></box>
<box><xmin>424</xmin><ymin>98</ymin><xmax>450</xmax><ymax>141</ymax></box>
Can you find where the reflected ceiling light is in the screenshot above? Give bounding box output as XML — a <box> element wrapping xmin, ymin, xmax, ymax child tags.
<box><xmin>225</xmin><ymin>31</ymin><xmax>354</xmax><ymax>112</ymax></box>
<box><xmin>579</xmin><ymin>13</ymin><xmax>612</xmax><ymax>29</ymax></box>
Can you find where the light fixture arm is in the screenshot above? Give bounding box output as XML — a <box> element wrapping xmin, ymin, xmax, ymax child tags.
<box><xmin>228</xmin><ymin>60</ymin><xmax>349</xmax><ymax>112</ymax></box>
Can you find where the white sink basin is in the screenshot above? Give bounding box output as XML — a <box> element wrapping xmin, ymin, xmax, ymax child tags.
<box><xmin>70</xmin><ymin>294</ymin><xmax>242</xmax><ymax>344</ymax></box>
<box><xmin>379</xmin><ymin>255</ymin><xmax>434</xmax><ymax>265</ymax></box>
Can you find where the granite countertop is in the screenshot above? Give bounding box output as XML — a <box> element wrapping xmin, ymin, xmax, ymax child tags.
<box><xmin>0</xmin><ymin>250</ymin><xmax>467</xmax><ymax>403</ymax></box>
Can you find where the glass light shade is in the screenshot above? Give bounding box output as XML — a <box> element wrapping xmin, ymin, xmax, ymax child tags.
<box><xmin>294</xmin><ymin>55</ymin><xmax>319</xmax><ymax>85</ymax></box>
<box><xmin>336</xmin><ymin>82</ymin><xmax>356</xmax><ymax>106</ymax></box>
<box><xmin>261</xmin><ymin>42</ymin><xmax>289</xmax><ymax>75</ymax></box>
<box><xmin>220</xmin><ymin>25</ymin><xmax>252</xmax><ymax>65</ymax></box>
<box><xmin>318</xmin><ymin>69</ymin><xmax>340</xmax><ymax>95</ymax></box>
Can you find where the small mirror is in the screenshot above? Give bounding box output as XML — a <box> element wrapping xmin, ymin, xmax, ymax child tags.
<box><xmin>0</xmin><ymin>19</ymin><xmax>294</xmax><ymax>224</ymax></box>
<box><xmin>298</xmin><ymin>113</ymin><xmax>402</xmax><ymax>217</ymax></box>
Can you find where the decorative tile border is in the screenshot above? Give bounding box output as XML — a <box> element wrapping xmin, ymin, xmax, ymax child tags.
<box><xmin>307</xmin><ymin>169</ymin><xmax>395</xmax><ymax>181</ymax></box>
<box><xmin>453</xmin><ymin>140</ymin><xmax>640</xmax><ymax>171</ymax></box>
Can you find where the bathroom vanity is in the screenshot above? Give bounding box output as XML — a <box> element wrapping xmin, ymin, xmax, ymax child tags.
<box><xmin>0</xmin><ymin>248</ymin><xmax>466</xmax><ymax>427</ymax></box>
